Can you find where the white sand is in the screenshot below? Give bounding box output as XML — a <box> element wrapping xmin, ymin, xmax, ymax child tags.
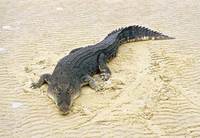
<box><xmin>1</xmin><ymin>0</ymin><xmax>200</xmax><ymax>137</ymax></box>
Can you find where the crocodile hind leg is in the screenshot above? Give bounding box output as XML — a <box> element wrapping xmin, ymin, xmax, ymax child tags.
<box><xmin>81</xmin><ymin>75</ymin><xmax>103</xmax><ymax>91</ymax></box>
<box><xmin>98</xmin><ymin>53</ymin><xmax>111</xmax><ymax>81</ymax></box>
<box><xmin>31</xmin><ymin>73</ymin><xmax>51</xmax><ymax>89</ymax></box>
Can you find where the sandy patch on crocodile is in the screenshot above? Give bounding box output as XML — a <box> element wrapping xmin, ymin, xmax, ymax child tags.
<box><xmin>1</xmin><ymin>0</ymin><xmax>200</xmax><ymax>137</ymax></box>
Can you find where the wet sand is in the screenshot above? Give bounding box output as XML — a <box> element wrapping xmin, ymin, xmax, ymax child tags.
<box><xmin>1</xmin><ymin>0</ymin><xmax>200</xmax><ymax>137</ymax></box>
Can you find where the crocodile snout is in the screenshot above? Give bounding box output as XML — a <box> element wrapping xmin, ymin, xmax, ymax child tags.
<box><xmin>58</xmin><ymin>105</ymin><xmax>70</xmax><ymax>115</ymax></box>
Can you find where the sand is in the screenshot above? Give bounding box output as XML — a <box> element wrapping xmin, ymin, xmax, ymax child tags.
<box><xmin>1</xmin><ymin>0</ymin><xmax>200</xmax><ymax>137</ymax></box>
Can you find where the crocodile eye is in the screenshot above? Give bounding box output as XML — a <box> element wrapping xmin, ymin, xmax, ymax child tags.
<box><xmin>66</xmin><ymin>90</ymin><xmax>70</xmax><ymax>94</ymax></box>
<box><xmin>56</xmin><ymin>87</ymin><xmax>62</xmax><ymax>92</ymax></box>
<box><xmin>68</xmin><ymin>88</ymin><xmax>73</xmax><ymax>94</ymax></box>
<box><xmin>65</xmin><ymin>88</ymin><xmax>70</xmax><ymax>94</ymax></box>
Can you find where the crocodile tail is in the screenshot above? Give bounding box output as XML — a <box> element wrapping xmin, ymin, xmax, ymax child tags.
<box><xmin>115</xmin><ymin>25</ymin><xmax>174</xmax><ymax>44</ymax></box>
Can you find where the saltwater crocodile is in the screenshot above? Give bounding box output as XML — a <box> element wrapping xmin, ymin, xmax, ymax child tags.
<box><xmin>31</xmin><ymin>25</ymin><xmax>174</xmax><ymax>114</ymax></box>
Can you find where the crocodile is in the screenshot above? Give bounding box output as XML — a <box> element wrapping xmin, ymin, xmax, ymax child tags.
<box><xmin>31</xmin><ymin>25</ymin><xmax>174</xmax><ymax>114</ymax></box>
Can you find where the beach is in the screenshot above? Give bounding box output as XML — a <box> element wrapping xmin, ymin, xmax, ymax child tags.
<box><xmin>1</xmin><ymin>0</ymin><xmax>200</xmax><ymax>137</ymax></box>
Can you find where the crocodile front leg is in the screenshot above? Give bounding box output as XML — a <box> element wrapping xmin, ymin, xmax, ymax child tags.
<box><xmin>98</xmin><ymin>53</ymin><xmax>111</xmax><ymax>81</ymax></box>
<box><xmin>81</xmin><ymin>75</ymin><xmax>103</xmax><ymax>91</ymax></box>
<box><xmin>31</xmin><ymin>73</ymin><xmax>51</xmax><ymax>89</ymax></box>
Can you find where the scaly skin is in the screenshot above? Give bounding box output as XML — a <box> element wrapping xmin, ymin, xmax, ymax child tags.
<box><xmin>31</xmin><ymin>25</ymin><xmax>174</xmax><ymax>114</ymax></box>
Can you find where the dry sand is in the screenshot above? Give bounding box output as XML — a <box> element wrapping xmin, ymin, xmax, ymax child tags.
<box><xmin>1</xmin><ymin>0</ymin><xmax>200</xmax><ymax>137</ymax></box>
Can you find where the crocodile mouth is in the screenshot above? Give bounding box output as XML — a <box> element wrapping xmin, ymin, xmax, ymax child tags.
<box><xmin>57</xmin><ymin>104</ymin><xmax>70</xmax><ymax>115</ymax></box>
<box><xmin>47</xmin><ymin>91</ymin><xmax>72</xmax><ymax>114</ymax></box>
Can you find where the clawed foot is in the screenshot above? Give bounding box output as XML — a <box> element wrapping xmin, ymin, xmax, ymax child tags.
<box><xmin>100</xmin><ymin>73</ymin><xmax>111</xmax><ymax>81</ymax></box>
<box><xmin>88</xmin><ymin>78</ymin><xmax>104</xmax><ymax>92</ymax></box>
<box><xmin>94</xmin><ymin>84</ymin><xmax>104</xmax><ymax>91</ymax></box>
<box><xmin>30</xmin><ymin>73</ymin><xmax>51</xmax><ymax>89</ymax></box>
<box><xmin>30</xmin><ymin>82</ymin><xmax>39</xmax><ymax>89</ymax></box>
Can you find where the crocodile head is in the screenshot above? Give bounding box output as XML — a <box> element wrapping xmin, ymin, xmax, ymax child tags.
<box><xmin>47</xmin><ymin>83</ymin><xmax>74</xmax><ymax>115</ymax></box>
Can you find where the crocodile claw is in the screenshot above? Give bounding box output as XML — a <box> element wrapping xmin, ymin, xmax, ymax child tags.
<box><xmin>30</xmin><ymin>83</ymin><xmax>39</xmax><ymax>89</ymax></box>
<box><xmin>94</xmin><ymin>84</ymin><xmax>104</xmax><ymax>91</ymax></box>
<box><xmin>100</xmin><ymin>73</ymin><xmax>110</xmax><ymax>81</ymax></box>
